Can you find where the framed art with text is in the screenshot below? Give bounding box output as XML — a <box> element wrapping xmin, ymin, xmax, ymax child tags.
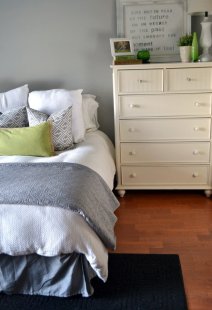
<box><xmin>116</xmin><ymin>0</ymin><xmax>190</xmax><ymax>62</ymax></box>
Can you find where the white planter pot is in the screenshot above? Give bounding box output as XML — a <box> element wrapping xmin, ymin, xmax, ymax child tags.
<box><xmin>179</xmin><ymin>46</ymin><xmax>192</xmax><ymax>62</ymax></box>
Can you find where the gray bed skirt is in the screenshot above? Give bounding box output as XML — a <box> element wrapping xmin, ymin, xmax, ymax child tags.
<box><xmin>0</xmin><ymin>253</ymin><xmax>97</xmax><ymax>297</ymax></box>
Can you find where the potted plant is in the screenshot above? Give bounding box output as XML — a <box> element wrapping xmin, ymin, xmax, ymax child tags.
<box><xmin>178</xmin><ymin>34</ymin><xmax>193</xmax><ymax>62</ymax></box>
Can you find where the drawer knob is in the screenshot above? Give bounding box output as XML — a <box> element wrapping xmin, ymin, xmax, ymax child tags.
<box><xmin>194</xmin><ymin>102</ymin><xmax>205</xmax><ymax>107</ymax></box>
<box><xmin>129</xmin><ymin>103</ymin><xmax>140</xmax><ymax>109</ymax></box>
<box><xmin>129</xmin><ymin>104</ymin><xmax>135</xmax><ymax>108</ymax></box>
<box><xmin>193</xmin><ymin>149</ymin><xmax>199</xmax><ymax>155</ymax></box>
<box><xmin>187</xmin><ymin>77</ymin><xmax>192</xmax><ymax>82</ymax></box>
<box><xmin>193</xmin><ymin>127</ymin><xmax>200</xmax><ymax>131</ymax></box>
<box><xmin>130</xmin><ymin>173</ymin><xmax>137</xmax><ymax>178</ymax></box>
<box><xmin>192</xmin><ymin>172</ymin><xmax>199</xmax><ymax>178</ymax></box>
<box><xmin>128</xmin><ymin>128</ymin><xmax>136</xmax><ymax>132</ymax></box>
<box><xmin>138</xmin><ymin>79</ymin><xmax>143</xmax><ymax>83</ymax></box>
<box><xmin>129</xmin><ymin>150</ymin><xmax>136</xmax><ymax>156</ymax></box>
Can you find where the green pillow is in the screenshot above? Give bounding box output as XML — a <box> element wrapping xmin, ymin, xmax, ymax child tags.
<box><xmin>0</xmin><ymin>122</ymin><xmax>55</xmax><ymax>157</ymax></box>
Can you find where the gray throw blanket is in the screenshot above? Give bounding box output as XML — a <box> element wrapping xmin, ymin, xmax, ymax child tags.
<box><xmin>0</xmin><ymin>162</ymin><xmax>119</xmax><ymax>249</ymax></box>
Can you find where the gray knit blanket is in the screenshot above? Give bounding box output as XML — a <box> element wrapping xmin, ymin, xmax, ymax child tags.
<box><xmin>0</xmin><ymin>162</ymin><xmax>119</xmax><ymax>249</ymax></box>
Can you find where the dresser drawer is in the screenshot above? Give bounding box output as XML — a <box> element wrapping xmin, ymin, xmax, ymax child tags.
<box><xmin>120</xmin><ymin>119</ymin><xmax>211</xmax><ymax>141</ymax></box>
<box><xmin>119</xmin><ymin>94</ymin><xmax>211</xmax><ymax>117</ymax></box>
<box><xmin>121</xmin><ymin>165</ymin><xmax>209</xmax><ymax>186</ymax></box>
<box><xmin>118</xmin><ymin>69</ymin><xmax>163</xmax><ymax>93</ymax></box>
<box><xmin>121</xmin><ymin>142</ymin><xmax>210</xmax><ymax>163</ymax></box>
<box><xmin>167</xmin><ymin>68</ymin><xmax>212</xmax><ymax>92</ymax></box>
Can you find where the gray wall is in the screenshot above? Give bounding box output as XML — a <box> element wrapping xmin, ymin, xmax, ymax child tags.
<box><xmin>0</xmin><ymin>0</ymin><xmax>117</xmax><ymax>140</ymax></box>
<box><xmin>0</xmin><ymin>1</ymin><xmax>203</xmax><ymax>141</ymax></box>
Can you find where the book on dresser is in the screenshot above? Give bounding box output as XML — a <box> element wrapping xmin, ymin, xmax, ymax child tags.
<box><xmin>111</xmin><ymin>62</ymin><xmax>212</xmax><ymax>197</ymax></box>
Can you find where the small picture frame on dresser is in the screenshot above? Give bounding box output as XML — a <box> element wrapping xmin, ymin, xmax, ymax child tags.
<box><xmin>110</xmin><ymin>38</ymin><xmax>135</xmax><ymax>57</ymax></box>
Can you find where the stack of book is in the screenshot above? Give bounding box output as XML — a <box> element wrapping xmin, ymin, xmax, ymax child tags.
<box><xmin>113</xmin><ymin>56</ymin><xmax>143</xmax><ymax>65</ymax></box>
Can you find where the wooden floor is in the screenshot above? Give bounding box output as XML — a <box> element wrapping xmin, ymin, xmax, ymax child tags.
<box><xmin>112</xmin><ymin>190</ymin><xmax>212</xmax><ymax>310</ymax></box>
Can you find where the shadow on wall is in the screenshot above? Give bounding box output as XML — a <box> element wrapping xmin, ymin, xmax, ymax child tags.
<box><xmin>81</xmin><ymin>30</ymin><xmax>115</xmax><ymax>142</ymax></box>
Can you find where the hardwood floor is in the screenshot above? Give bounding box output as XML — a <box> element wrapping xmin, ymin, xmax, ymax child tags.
<box><xmin>112</xmin><ymin>190</ymin><xmax>212</xmax><ymax>310</ymax></box>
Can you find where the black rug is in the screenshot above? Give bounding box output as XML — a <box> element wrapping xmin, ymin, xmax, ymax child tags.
<box><xmin>0</xmin><ymin>254</ymin><xmax>187</xmax><ymax>310</ymax></box>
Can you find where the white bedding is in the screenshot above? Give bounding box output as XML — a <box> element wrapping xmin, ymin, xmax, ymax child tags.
<box><xmin>0</xmin><ymin>130</ymin><xmax>116</xmax><ymax>281</ymax></box>
<box><xmin>0</xmin><ymin>130</ymin><xmax>116</xmax><ymax>190</ymax></box>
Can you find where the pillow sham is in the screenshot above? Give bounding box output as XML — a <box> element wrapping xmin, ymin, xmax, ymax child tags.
<box><xmin>28</xmin><ymin>88</ymin><xmax>85</xmax><ymax>143</ymax></box>
<box><xmin>0</xmin><ymin>107</ymin><xmax>28</xmax><ymax>128</ymax></box>
<box><xmin>82</xmin><ymin>94</ymin><xmax>99</xmax><ymax>132</ymax></box>
<box><xmin>0</xmin><ymin>84</ymin><xmax>29</xmax><ymax>113</ymax></box>
<box><xmin>27</xmin><ymin>106</ymin><xmax>74</xmax><ymax>151</ymax></box>
<box><xmin>0</xmin><ymin>122</ymin><xmax>54</xmax><ymax>157</ymax></box>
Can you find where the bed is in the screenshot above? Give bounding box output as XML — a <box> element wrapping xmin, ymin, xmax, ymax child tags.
<box><xmin>0</xmin><ymin>85</ymin><xmax>119</xmax><ymax>297</ymax></box>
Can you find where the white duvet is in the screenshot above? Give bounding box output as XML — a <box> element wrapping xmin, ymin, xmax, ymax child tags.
<box><xmin>0</xmin><ymin>130</ymin><xmax>116</xmax><ymax>281</ymax></box>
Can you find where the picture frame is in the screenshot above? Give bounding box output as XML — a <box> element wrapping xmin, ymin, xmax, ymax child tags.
<box><xmin>110</xmin><ymin>38</ymin><xmax>135</xmax><ymax>57</ymax></box>
<box><xmin>116</xmin><ymin>0</ymin><xmax>191</xmax><ymax>62</ymax></box>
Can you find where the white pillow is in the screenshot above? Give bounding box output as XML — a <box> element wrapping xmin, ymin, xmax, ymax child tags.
<box><xmin>82</xmin><ymin>94</ymin><xmax>99</xmax><ymax>132</ymax></box>
<box><xmin>0</xmin><ymin>84</ymin><xmax>29</xmax><ymax>113</ymax></box>
<box><xmin>28</xmin><ymin>88</ymin><xmax>85</xmax><ymax>143</ymax></box>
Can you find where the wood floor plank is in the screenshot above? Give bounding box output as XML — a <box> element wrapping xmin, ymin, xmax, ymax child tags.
<box><xmin>112</xmin><ymin>190</ymin><xmax>212</xmax><ymax>310</ymax></box>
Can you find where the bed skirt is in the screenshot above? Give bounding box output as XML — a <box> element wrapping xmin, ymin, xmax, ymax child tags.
<box><xmin>0</xmin><ymin>253</ymin><xmax>96</xmax><ymax>297</ymax></box>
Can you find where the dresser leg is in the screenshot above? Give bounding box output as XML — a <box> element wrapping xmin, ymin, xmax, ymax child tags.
<box><xmin>118</xmin><ymin>190</ymin><xmax>126</xmax><ymax>198</ymax></box>
<box><xmin>204</xmin><ymin>190</ymin><xmax>211</xmax><ymax>198</ymax></box>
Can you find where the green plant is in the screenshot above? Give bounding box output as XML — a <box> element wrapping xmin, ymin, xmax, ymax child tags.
<box><xmin>177</xmin><ymin>34</ymin><xmax>193</xmax><ymax>46</ymax></box>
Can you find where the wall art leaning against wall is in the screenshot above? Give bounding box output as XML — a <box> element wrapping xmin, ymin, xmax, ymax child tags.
<box><xmin>116</xmin><ymin>0</ymin><xmax>191</xmax><ymax>62</ymax></box>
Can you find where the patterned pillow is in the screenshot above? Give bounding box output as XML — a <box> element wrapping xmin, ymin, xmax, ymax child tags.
<box><xmin>0</xmin><ymin>107</ymin><xmax>28</xmax><ymax>128</ymax></box>
<box><xmin>28</xmin><ymin>88</ymin><xmax>84</xmax><ymax>143</ymax></box>
<box><xmin>27</xmin><ymin>107</ymin><xmax>74</xmax><ymax>151</ymax></box>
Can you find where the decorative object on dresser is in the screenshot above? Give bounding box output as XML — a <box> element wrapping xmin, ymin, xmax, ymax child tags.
<box><xmin>110</xmin><ymin>38</ymin><xmax>134</xmax><ymax>57</ymax></box>
<box><xmin>188</xmin><ymin>0</ymin><xmax>212</xmax><ymax>62</ymax></box>
<box><xmin>177</xmin><ymin>34</ymin><xmax>193</xmax><ymax>62</ymax></box>
<box><xmin>116</xmin><ymin>0</ymin><xmax>190</xmax><ymax>62</ymax></box>
<box><xmin>110</xmin><ymin>38</ymin><xmax>138</xmax><ymax>65</ymax></box>
<box><xmin>112</xmin><ymin>62</ymin><xmax>212</xmax><ymax>197</ymax></box>
<box><xmin>191</xmin><ymin>32</ymin><xmax>199</xmax><ymax>62</ymax></box>
<box><xmin>137</xmin><ymin>50</ymin><xmax>150</xmax><ymax>63</ymax></box>
<box><xmin>113</xmin><ymin>58</ymin><xmax>143</xmax><ymax>65</ymax></box>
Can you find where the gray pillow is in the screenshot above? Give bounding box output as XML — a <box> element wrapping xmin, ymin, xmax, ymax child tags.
<box><xmin>0</xmin><ymin>107</ymin><xmax>28</xmax><ymax>128</ymax></box>
<box><xmin>27</xmin><ymin>106</ymin><xmax>74</xmax><ymax>151</ymax></box>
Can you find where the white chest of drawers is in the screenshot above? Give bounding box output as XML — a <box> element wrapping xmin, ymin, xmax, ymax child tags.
<box><xmin>112</xmin><ymin>62</ymin><xmax>212</xmax><ymax>197</ymax></box>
